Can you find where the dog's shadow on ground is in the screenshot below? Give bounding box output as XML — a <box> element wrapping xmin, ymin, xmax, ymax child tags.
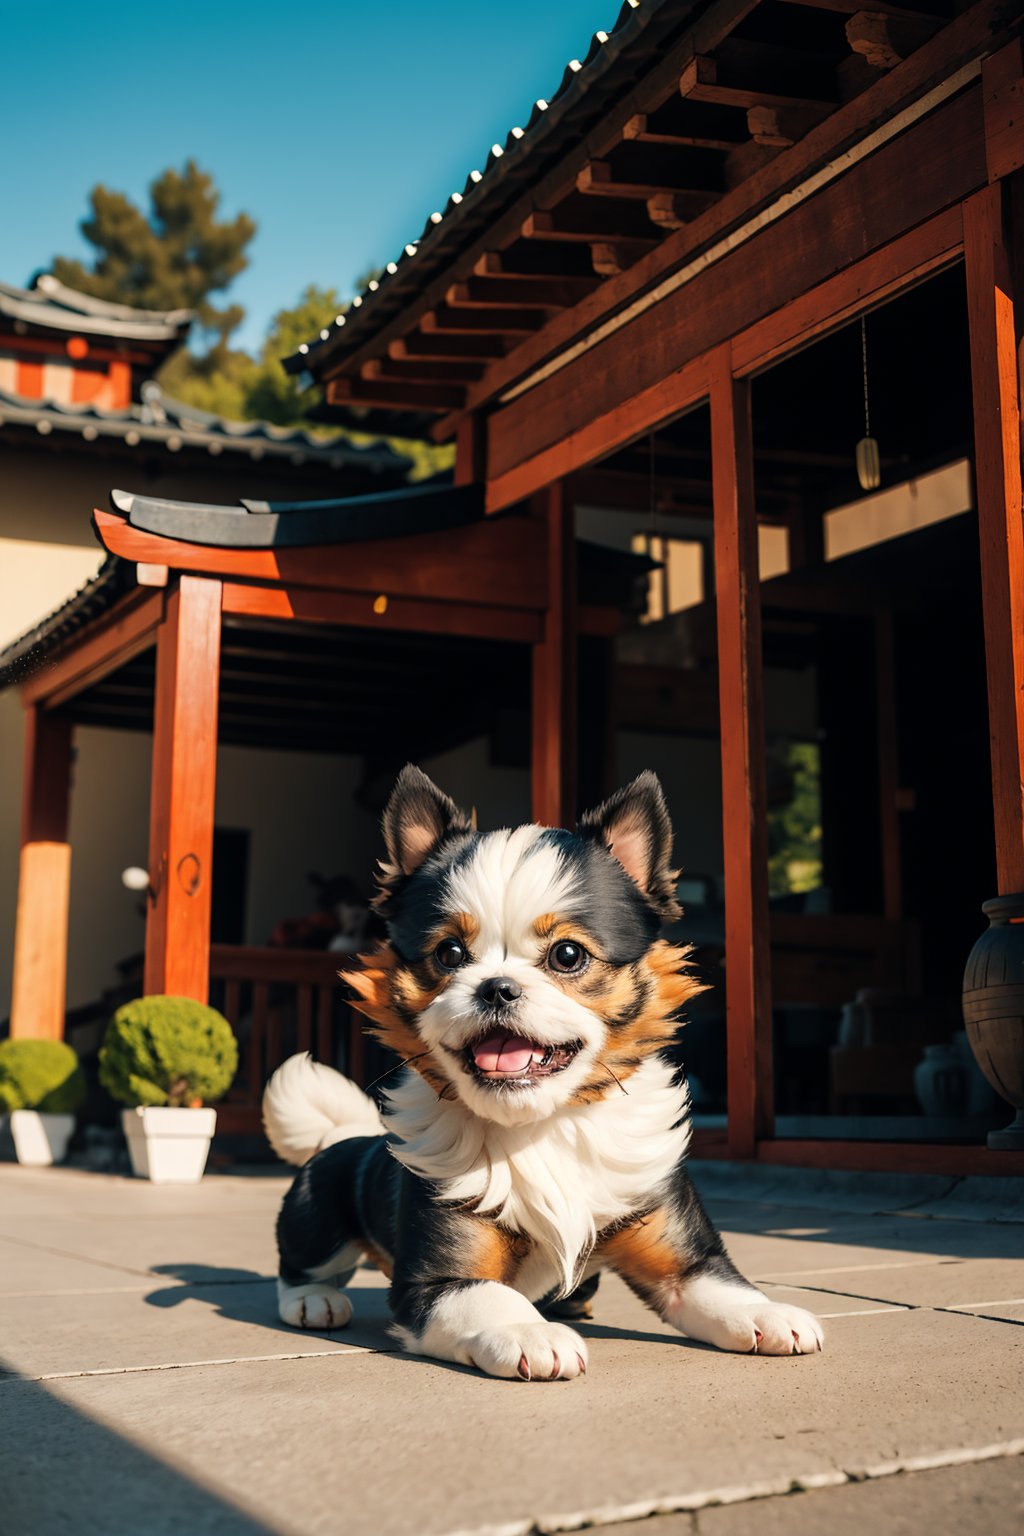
<box><xmin>142</xmin><ymin>1264</ymin><xmax>716</xmax><ymax>1368</ymax></box>
<box><xmin>143</xmin><ymin>1262</ymin><xmax>396</xmax><ymax>1352</ymax></box>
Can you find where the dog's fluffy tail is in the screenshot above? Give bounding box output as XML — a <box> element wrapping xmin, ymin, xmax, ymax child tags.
<box><xmin>262</xmin><ymin>1053</ymin><xmax>383</xmax><ymax>1167</ymax></box>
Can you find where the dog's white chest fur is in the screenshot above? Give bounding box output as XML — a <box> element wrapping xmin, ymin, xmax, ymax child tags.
<box><xmin>383</xmin><ymin>1057</ymin><xmax>690</xmax><ymax>1298</ymax></box>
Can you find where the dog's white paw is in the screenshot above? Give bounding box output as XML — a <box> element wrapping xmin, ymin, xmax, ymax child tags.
<box><xmin>460</xmin><ymin>1321</ymin><xmax>588</xmax><ymax>1381</ymax></box>
<box><xmin>713</xmin><ymin>1300</ymin><xmax>823</xmax><ymax>1355</ymax></box>
<box><xmin>277</xmin><ymin>1280</ymin><xmax>353</xmax><ymax>1331</ymax></box>
<box><xmin>671</xmin><ymin>1277</ymin><xmax>823</xmax><ymax>1355</ymax></box>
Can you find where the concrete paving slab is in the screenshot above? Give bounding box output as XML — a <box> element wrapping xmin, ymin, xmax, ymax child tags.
<box><xmin>0</xmin><ymin>1165</ymin><xmax>290</xmax><ymax>1215</ymax></box>
<box><xmin>697</xmin><ymin>1454</ymin><xmax>1024</xmax><ymax>1536</ymax></box>
<box><xmin>768</xmin><ymin>1257</ymin><xmax>1024</xmax><ymax>1309</ymax></box>
<box><xmin>733</xmin><ymin>1216</ymin><xmax>1024</xmax><ymax>1284</ymax></box>
<box><xmin>597</xmin><ymin>1455</ymin><xmax>1024</xmax><ymax>1536</ymax></box>
<box><xmin>945</xmin><ymin>1298</ymin><xmax>1024</xmax><ymax>1324</ymax></box>
<box><xmin>0</xmin><ymin>1273</ymin><xmax>395</xmax><ymax>1380</ymax></box>
<box><xmin>3</xmin><ymin>1307</ymin><xmax>1020</xmax><ymax>1536</ymax></box>
<box><xmin>0</xmin><ymin>1208</ymin><xmax>282</xmax><ymax>1280</ymax></box>
<box><xmin>0</xmin><ymin>1233</ymin><xmax>165</xmax><ymax>1296</ymax></box>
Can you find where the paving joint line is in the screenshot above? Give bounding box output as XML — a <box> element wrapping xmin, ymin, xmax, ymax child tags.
<box><xmin>0</xmin><ymin>1343</ymin><xmax>403</xmax><ymax>1385</ymax></box>
<box><xmin>441</xmin><ymin>1440</ymin><xmax>1024</xmax><ymax>1536</ymax></box>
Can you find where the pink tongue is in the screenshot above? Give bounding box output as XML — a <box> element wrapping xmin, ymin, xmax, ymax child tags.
<box><xmin>472</xmin><ymin>1032</ymin><xmax>543</xmax><ymax>1074</ymax></box>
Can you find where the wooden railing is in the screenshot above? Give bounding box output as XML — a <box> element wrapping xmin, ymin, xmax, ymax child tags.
<box><xmin>209</xmin><ymin>944</ymin><xmax>365</xmax><ymax>1135</ymax></box>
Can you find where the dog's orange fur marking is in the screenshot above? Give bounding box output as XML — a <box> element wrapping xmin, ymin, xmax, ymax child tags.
<box><xmin>347</xmin><ymin>943</ymin><xmax>449</xmax><ymax>1091</ymax></box>
<box><xmin>573</xmin><ymin>939</ymin><xmax>705</xmax><ymax>1102</ymax></box>
<box><xmin>599</xmin><ymin>1207</ymin><xmax>683</xmax><ymax>1298</ymax></box>
<box><xmin>466</xmin><ymin>1221</ymin><xmax>528</xmax><ymax>1285</ymax></box>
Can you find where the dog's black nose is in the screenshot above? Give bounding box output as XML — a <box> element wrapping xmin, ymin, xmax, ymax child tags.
<box><xmin>478</xmin><ymin>976</ymin><xmax>523</xmax><ymax>1008</ymax></box>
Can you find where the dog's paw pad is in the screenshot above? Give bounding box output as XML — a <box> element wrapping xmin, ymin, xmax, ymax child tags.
<box><xmin>278</xmin><ymin>1282</ymin><xmax>353</xmax><ymax>1331</ymax></box>
<box><xmin>461</xmin><ymin>1322</ymin><xmax>588</xmax><ymax>1381</ymax></box>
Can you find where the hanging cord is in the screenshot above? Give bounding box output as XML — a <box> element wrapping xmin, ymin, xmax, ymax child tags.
<box><xmin>861</xmin><ymin>315</ymin><xmax>871</xmax><ymax>439</ymax></box>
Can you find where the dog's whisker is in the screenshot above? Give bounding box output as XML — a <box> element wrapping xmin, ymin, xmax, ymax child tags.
<box><xmin>362</xmin><ymin>1050</ymin><xmax>433</xmax><ymax>1095</ymax></box>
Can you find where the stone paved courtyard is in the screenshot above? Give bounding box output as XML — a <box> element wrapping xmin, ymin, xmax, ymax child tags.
<box><xmin>0</xmin><ymin>1159</ymin><xmax>1021</xmax><ymax>1536</ymax></box>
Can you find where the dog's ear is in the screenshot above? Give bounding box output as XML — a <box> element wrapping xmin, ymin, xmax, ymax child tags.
<box><xmin>579</xmin><ymin>772</ymin><xmax>680</xmax><ymax>920</ymax></box>
<box><xmin>382</xmin><ymin>764</ymin><xmax>472</xmax><ymax>879</ymax></box>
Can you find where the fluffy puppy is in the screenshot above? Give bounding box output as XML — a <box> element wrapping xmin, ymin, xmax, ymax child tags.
<box><xmin>264</xmin><ymin>766</ymin><xmax>823</xmax><ymax>1380</ymax></box>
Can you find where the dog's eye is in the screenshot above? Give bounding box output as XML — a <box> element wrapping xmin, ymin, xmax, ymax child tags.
<box><xmin>548</xmin><ymin>941</ymin><xmax>587</xmax><ymax>974</ymax></box>
<box><xmin>434</xmin><ymin>938</ymin><xmax>467</xmax><ymax>970</ymax></box>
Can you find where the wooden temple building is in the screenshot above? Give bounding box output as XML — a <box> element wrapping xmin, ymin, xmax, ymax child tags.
<box><xmin>4</xmin><ymin>0</ymin><xmax>1023</xmax><ymax>1176</ymax></box>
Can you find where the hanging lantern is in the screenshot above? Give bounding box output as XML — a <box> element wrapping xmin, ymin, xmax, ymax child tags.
<box><xmin>856</xmin><ymin>315</ymin><xmax>881</xmax><ymax>491</ymax></box>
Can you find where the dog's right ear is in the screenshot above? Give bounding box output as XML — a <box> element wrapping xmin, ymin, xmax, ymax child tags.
<box><xmin>381</xmin><ymin>764</ymin><xmax>472</xmax><ymax>880</ymax></box>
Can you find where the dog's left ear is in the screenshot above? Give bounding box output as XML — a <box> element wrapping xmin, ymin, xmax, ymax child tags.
<box><xmin>382</xmin><ymin>763</ymin><xmax>472</xmax><ymax>879</ymax></box>
<box><xmin>579</xmin><ymin>772</ymin><xmax>681</xmax><ymax>920</ymax></box>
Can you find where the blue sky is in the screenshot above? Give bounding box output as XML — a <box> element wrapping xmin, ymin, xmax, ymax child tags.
<box><xmin>0</xmin><ymin>0</ymin><xmax>616</xmax><ymax>352</ymax></box>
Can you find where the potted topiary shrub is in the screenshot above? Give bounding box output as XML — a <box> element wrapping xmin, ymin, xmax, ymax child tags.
<box><xmin>0</xmin><ymin>1039</ymin><xmax>86</xmax><ymax>1166</ymax></box>
<box><xmin>99</xmin><ymin>996</ymin><xmax>238</xmax><ymax>1183</ymax></box>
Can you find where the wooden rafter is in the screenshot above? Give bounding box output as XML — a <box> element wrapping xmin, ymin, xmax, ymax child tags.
<box><xmin>523</xmin><ymin>199</ymin><xmax>659</xmax><ymax>243</ymax></box>
<box><xmin>578</xmin><ymin>147</ymin><xmax>724</xmax><ymax>202</ymax></box>
<box><xmin>327</xmin><ymin>376</ymin><xmax>464</xmax><ymax>412</ymax></box>
<box><xmin>680</xmin><ymin>53</ymin><xmax>835</xmax><ymax>113</ymax></box>
<box><xmin>441</xmin><ymin>0</ymin><xmax>1002</xmax><ymax>441</ymax></box>
<box><xmin>422</xmin><ymin>305</ymin><xmax>550</xmax><ymax>334</ymax></box>
<box><xmin>445</xmin><ymin>274</ymin><xmax>598</xmax><ymax>309</ymax></box>
<box><xmin>591</xmin><ymin>240</ymin><xmax>658</xmax><ymax>275</ymax></box>
<box><xmin>363</xmin><ymin>357</ymin><xmax>486</xmax><ymax>385</ymax></box>
<box><xmin>846</xmin><ymin>10</ymin><xmax>942</xmax><ymax>70</ymax></box>
<box><xmin>390</xmin><ymin>332</ymin><xmax>507</xmax><ymax>361</ymax></box>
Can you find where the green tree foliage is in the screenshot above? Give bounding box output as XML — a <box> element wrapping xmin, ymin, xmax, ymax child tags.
<box><xmin>766</xmin><ymin>742</ymin><xmax>823</xmax><ymax>897</ymax></box>
<box><xmin>100</xmin><ymin>996</ymin><xmax>238</xmax><ymax>1108</ymax></box>
<box><xmin>0</xmin><ymin>1040</ymin><xmax>86</xmax><ymax>1113</ymax></box>
<box><xmin>52</xmin><ymin>160</ymin><xmax>256</xmax><ymax>355</ymax></box>
<box><xmin>54</xmin><ymin>166</ymin><xmax>452</xmax><ymax>478</ymax></box>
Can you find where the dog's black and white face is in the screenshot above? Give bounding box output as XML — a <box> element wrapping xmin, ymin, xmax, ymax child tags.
<box><xmin>349</xmin><ymin>766</ymin><xmax>701</xmax><ymax>1127</ymax></box>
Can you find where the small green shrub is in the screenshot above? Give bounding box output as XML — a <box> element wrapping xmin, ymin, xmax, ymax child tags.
<box><xmin>99</xmin><ymin>996</ymin><xmax>238</xmax><ymax>1108</ymax></box>
<box><xmin>0</xmin><ymin>1039</ymin><xmax>86</xmax><ymax>1114</ymax></box>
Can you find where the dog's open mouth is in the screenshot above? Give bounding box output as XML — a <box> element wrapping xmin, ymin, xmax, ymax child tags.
<box><xmin>461</xmin><ymin>1032</ymin><xmax>582</xmax><ymax>1084</ymax></box>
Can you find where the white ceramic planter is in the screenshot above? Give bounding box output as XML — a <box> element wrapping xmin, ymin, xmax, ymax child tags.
<box><xmin>10</xmin><ymin>1110</ymin><xmax>75</xmax><ymax>1166</ymax></box>
<box><xmin>122</xmin><ymin>1106</ymin><xmax>217</xmax><ymax>1183</ymax></box>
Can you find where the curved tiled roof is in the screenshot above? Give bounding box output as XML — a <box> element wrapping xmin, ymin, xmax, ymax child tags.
<box><xmin>108</xmin><ymin>480</ymin><xmax>483</xmax><ymax>548</ymax></box>
<box><xmin>0</xmin><ymin>382</ymin><xmax>407</xmax><ymax>472</ymax></box>
<box><xmin>285</xmin><ymin>0</ymin><xmax>681</xmax><ymax>378</ymax></box>
<box><xmin>0</xmin><ymin>478</ymin><xmax>480</xmax><ymax>687</ymax></box>
<box><xmin>0</xmin><ymin>274</ymin><xmax>193</xmax><ymax>343</ymax></box>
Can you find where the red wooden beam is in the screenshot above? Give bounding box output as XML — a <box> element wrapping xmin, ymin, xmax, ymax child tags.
<box><xmin>10</xmin><ymin>708</ymin><xmax>74</xmax><ymax>1040</ymax></box>
<box><xmin>145</xmin><ymin>575</ymin><xmax>222</xmax><ymax>1001</ymax></box>
<box><xmin>964</xmin><ymin>180</ymin><xmax>1024</xmax><ymax>895</ymax></box>
<box><xmin>710</xmin><ymin>345</ymin><xmax>773</xmax><ymax>1158</ymax></box>
<box><xmin>220</xmin><ymin>582</ymin><xmax>542</xmax><ymax>644</ymax></box>
<box><xmin>21</xmin><ymin>588</ymin><xmax>164</xmax><ymax>708</ymax></box>
<box><xmin>93</xmin><ymin>509</ymin><xmax>547</xmax><ymax>613</ymax></box>
<box><xmin>755</xmin><ymin>1139</ymin><xmax>1024</xmax><ymax>1179</ymax></box>
<box><xmin>486</xmin><ymin>355</ymin><xmax>708</xmax><ymax>513</ymax></box>
<box><xmin>531</xmin><ymin>484</ymin><xmax>577</xmax><ymax>828</ymax></box>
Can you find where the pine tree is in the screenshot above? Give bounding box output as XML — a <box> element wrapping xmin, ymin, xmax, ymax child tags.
<box><xmin>52</xmin><ymin>161</ymin><xmax>255</xmax><ymax>354</ymax></box>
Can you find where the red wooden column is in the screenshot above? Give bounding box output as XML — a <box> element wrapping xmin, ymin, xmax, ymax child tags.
<box><xmin>710</xmin><ymin>344</ymin><xmax>774</xmax><ymax>1157</ymax></box>
<box><xmin>531</xmin><ymin>481</ymin><xmax>577</xmax><ymax>827</ymax></box>
<box><xmin>964</xmin><ymin>180</ymin><xmax>1024</xmax><ymax>895</ymax></box>
<box><xmin>10</xmin><ymin>709</ymin><xmax>74</xmax><ymax>1039</ymax></box>
<box><xmin>145</xmin><ymin>574</ymin><xmax>222</xmax><ymax>1000</ymax></box>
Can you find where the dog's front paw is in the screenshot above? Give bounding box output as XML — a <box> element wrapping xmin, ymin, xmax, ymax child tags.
<box><xmin>704</xmin><ymin>1298</ymin><xmax>823</xmax><ymax>1355</ymax></box>
<box><xmin>460</xmin><ymin>1321</ymin><xmax>588</xmax><ymax>1381</ymax></box>
<box><xmin>672</xmin><ymin>1278</ymin><xmax>823</xmax><ymax>1355</ymax></box>
<box><xmin>277</xmin><ymin>1280</ymin><xmax>353</xmax><ymax>1331</ymax></box>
